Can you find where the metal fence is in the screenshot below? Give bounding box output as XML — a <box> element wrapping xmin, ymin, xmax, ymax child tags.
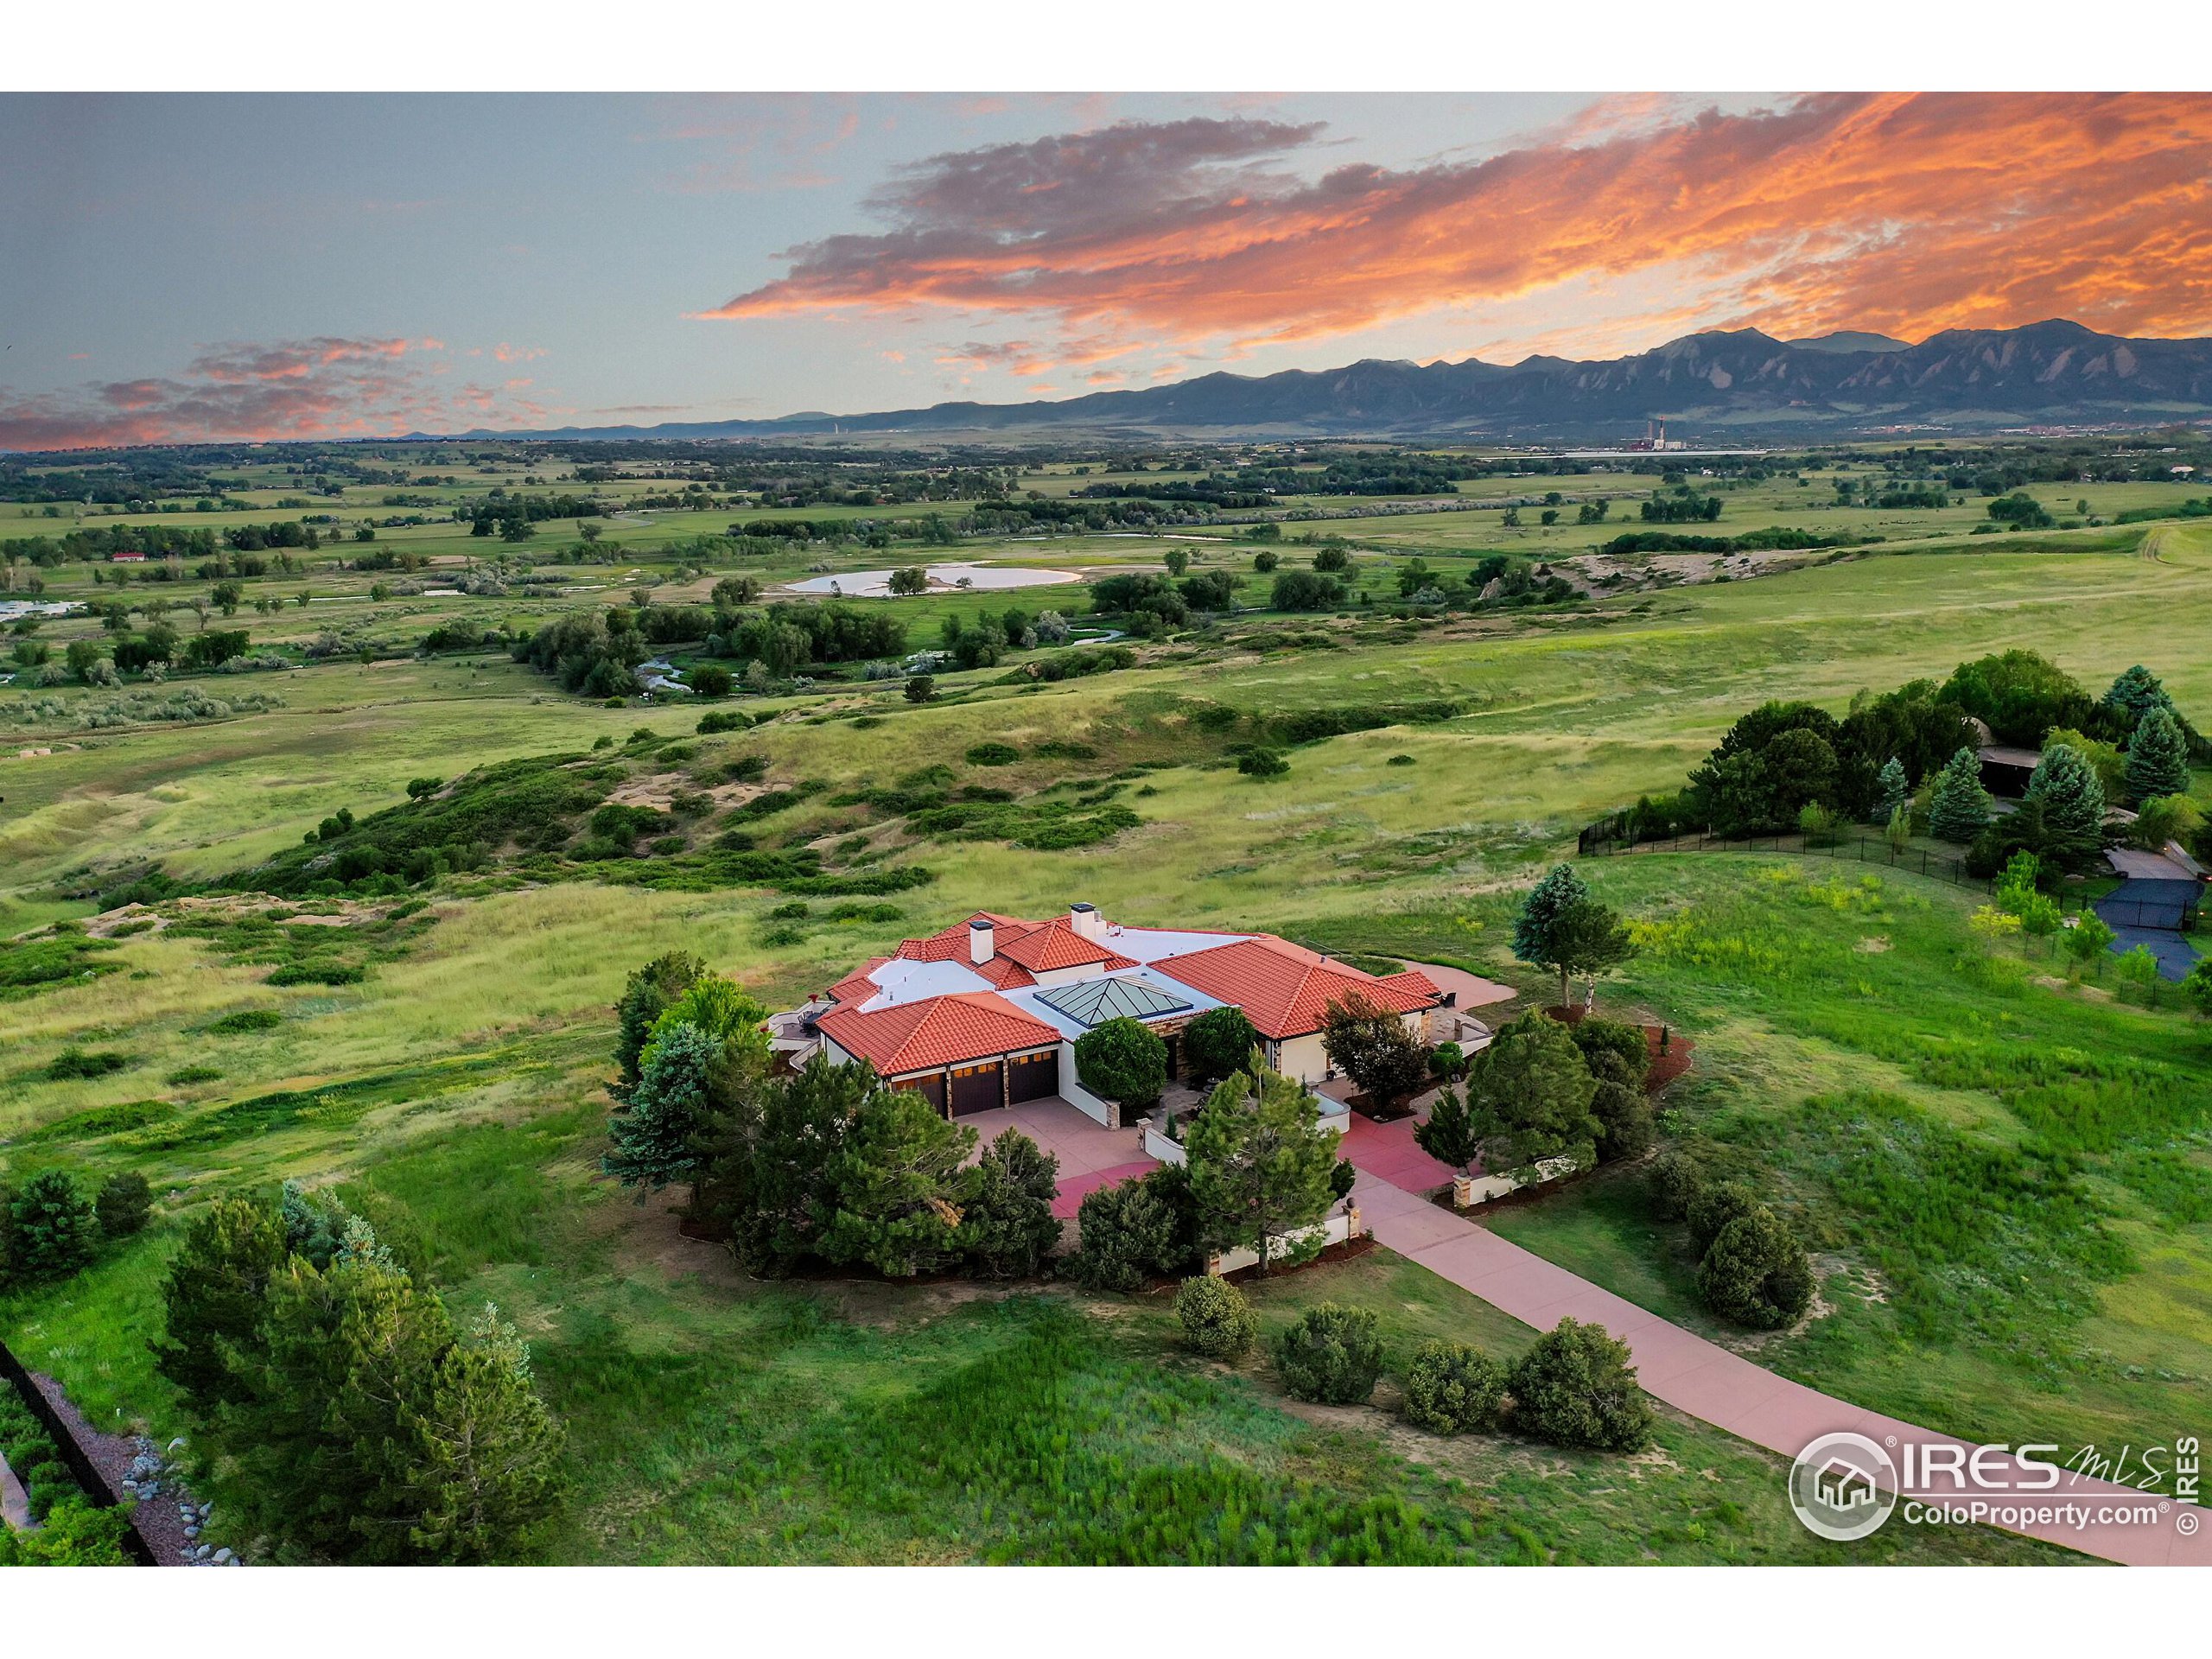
<box><xmin>1577</xmin><ymin>829</ymin><xmax>2202</xmax><ymax>930</ymax></box>
<box><xmin>1579</xmin><ymin>828</ymin><xmax>1984</xmax><ymax>888</ymax></box>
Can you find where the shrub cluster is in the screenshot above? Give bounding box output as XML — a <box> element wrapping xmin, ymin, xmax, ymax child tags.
<box><xmin>1652</xmin><ymin>1156</ymin><xmax>1815</xmax><ymax>1330</ymax></box>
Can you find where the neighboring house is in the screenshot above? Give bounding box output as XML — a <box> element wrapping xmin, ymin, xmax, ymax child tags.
<box><xmin>793</xmin><ymin>903</ymin><xmax>1442</xmax><ymax>1126</ymax></box>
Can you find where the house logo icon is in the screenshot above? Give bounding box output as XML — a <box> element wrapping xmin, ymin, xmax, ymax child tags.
<box><xmin>1789</xmin><ymin>1432</ymin><xmax>1898</xmax><ymax>1541</ymax></box>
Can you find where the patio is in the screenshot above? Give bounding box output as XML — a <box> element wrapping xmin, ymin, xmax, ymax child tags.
<box><xmin>957</xmin><ymin>1096</ymin><xmax>1160</xmax><ymax>1217</ymax></box>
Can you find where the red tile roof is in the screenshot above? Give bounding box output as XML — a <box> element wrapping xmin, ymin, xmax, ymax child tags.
<box><xmin>1150</xmin><ymin>936</ymin><xmax>1438</xmax><ymax>1039</ymax></box>
<box><xmin>996</xmin><ymin>918</ymin><xmax>1133</xmax><ymax>972</ymax></box>
<box><xmin>817</xmin><ymin>990</ymin><xmax>1063</xmax><ymax>1074</ymax></box>
<box><xmin>827</xmin><ymin>957</ymin><xmax>892</xmax><ymax>1006</ymax></box>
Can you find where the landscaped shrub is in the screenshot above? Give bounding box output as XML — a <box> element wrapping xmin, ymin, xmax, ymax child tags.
<box><xmin>1271</xmin><ymin>1303</ymin><xmax>1384</xmax><ymax>1405</ymax></box>
<box><xmin>266</xmin><ymin>961</ymin><xmax>365</xmax><ymax>986</ymax></box>
<box><xmin>1072</xmin><ymin>1016</ymin><xmax>1168</xmax><ymax>1110</ymax></box>
<box><xmin>1179</xmin><ymin>1005</ymin><xmax>1261</xmax><ymax>1082</ymax></box>
<box><xmin>1068</xmin><ymin>1170</ymin><xmax>1191</xmax><ymax>1292</ymax></box>
<box><xmin>1586</xmin><ymin>1047</ymin><xmax>1656</xmax><ymax>1161</ymax></box>
<box><xmin>1687</xmin><ymin>1179</ymin><xmax>1764</xmax><ymax>1255</ymax></box>
<box><xmin>1697</xmin><ymin>1205</ymin><xmax>1815</xmax><ymax>1330</ymax></box>
<box><xmin>1648</xmin><ymin>1150</ymin><xmax>1707</xmax><ymax>1220</ymax></box>
<box><xmin>95</xmin><ymin>1172</ymin><xmax>154</xmax><ymax>1238</ymax></box>
<box><xmin>1402</xmin><ymin>1338</ymin><xmax>1507</xmax><ymax>1434</ymax></box>
<box><xmin>1506</xmin><ymin>1318</ymin><xmax>1652</xmax><ymax>1452</ymax></box>
<box><xmin>696</xmin><ymin>709</ymin><xmax>750</xmax><ymax>734</ymax></box>
<box><xmin>1174</xmin><ymin>1275</ymin><xmax>1255</xmax><ymax>1357</ymax></box>
<box><xmin>0</xmin><ymin>1496</ymin><xmax>133</xmax><ymax>1565</ymax></box>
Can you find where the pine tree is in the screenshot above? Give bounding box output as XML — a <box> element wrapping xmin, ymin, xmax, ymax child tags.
<box><xmin>153</xmin><ymin>1196</ymin><xmax>286</xmax><ymax>1417</ymax></box>
<box><xmin>1465</xmin><ymin>1014</ymin><xmax>1601</xmax><ymax>1179</ymax></box>
<box><xmin>2025</xmin><ymin>742</ymin><xmax>2107</xmax><ymax>846</ymax></box>
<box><xmin>1</xmin><ymin>1171</ymin><xmax>96</xmax><ymax>1282</ymax></box>
<box><xmin>1872</xmin><ymin>756</ymin><xmax>1911</xmax><ymax>825</ymax></box>
<box><xmin>603</xmin><ymin>1020</ymin><xmax>722</xmax><ymax>1196</ymax></box>
<box><xmin>1928</xmin><ymin>746</ymin><xmax>1994</xmax><ymax>843</ymax></box>
<box><xmin>1185</xmin><ymin>1060</ymin><xmax>1340</xmax><ymax>1274</ymax></box>
<box><xmin>955</xmin><ymin>1128</ymin><xmax>1062</xmax><ymax>1279</ymax></box>
<box><xmin>2101</xmin><ymin>664</ymin><xmax>2173</xmax><ymax>729</ymax></box>
<box><xmin>817</xmin><ymin>1080</ymin><xmax>974</xmax><ymax>1276</ymax></box>
<box><xmin>404</xmin><ymin>1304</ymin><xmax>568</xmax><ymax>1564</ymax></box>
<box><xmin>2125</xmin><ymin>706</ymin><xmax>2190</xmax><ymax>804</ymax></box>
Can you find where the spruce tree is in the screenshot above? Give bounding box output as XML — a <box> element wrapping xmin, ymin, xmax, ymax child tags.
<box><xmin>1513</xmin><ymin>864</ymin><xmax>1590</xmax><ymax>992</ymax></box>
<box><xmin>1872</xmin><ymin>756</ymin><xmax>1911</xmax><ymax>825</ymax></box>
<box><xmin>2124</xmin><ymin>706</ymin><xmax>2190</xmax><ymax>804</ymax></box>
<box><xmin>1928</xmin><ymin>746</ymin><xmax>1994</xmax><ymax>843</ymax></box>
<box><xmin>604</xmin><ymin>1020</ymin><xmax>722</xmax><ymax>1197</ymax></box>
<box><xmin>2024</xmin><ymin>741</ymin><xmax>2107</xmax><ymax>848</ymax></box>
<box><xmin>2101</xmin><ymin>664</ymin><xmax>2173</xmax><ymax>729</ymax></box>
<box><xmin>817</xmin><ymin>1080</ymin><xmax>974</xmax><ymax>1276</ymax></box>
<box><xmin>613</xmin><ymin>950</ymin><xmax>703</xmax><ymax>1086</ymax></box>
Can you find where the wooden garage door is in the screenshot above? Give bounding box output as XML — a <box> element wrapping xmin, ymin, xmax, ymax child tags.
<box><xmin>950</xmin><ymin>1061</ymin><xmax>1003</xmax><ymax>1116</ymax></box>
<box><xmin>1006</xmin><ymin>1049</ymin><xmax>1058</xmax><ymax>1103</ymax></box>
<box><xmin>902</xmin><ymin>1072</ymin><xmax>946</xmax><ymax>1112</ymax></box>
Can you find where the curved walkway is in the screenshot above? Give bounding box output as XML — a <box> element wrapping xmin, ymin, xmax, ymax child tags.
<box><xmin>1353</xmin><ymin>1168</ymin><xmax>2206</xmax><ymax>1567</ymax></box>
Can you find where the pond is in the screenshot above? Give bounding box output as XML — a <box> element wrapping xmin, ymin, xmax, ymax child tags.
<box><xmin>782</xmin><ymin>563</ymin><xmax>1081</xmax><ymax>598</ymax></box>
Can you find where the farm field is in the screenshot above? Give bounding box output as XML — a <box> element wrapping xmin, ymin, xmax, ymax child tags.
<box><xmin>3</xmin><ymin>439</ymin><xmax>2209</xmax><ymax>1567</ymax></box>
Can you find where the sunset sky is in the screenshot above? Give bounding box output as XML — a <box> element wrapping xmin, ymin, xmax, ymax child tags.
<box><xmin>4</xmin><ymin>91</ymin><xmax>2209</xmax><ymax>449</ymax></box>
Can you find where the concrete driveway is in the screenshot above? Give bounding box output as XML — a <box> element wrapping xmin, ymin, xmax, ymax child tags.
<box><xmin>958</xmin><ymin>1096</ymin><xmax>1159</xmax><ymax>1217</ymax></box>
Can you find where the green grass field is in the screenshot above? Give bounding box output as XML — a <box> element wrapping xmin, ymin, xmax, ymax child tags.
<box><xmin>5</xmin><ymin>480</ymin><xmax>2208</xmax><ymax>1565</ymax></box>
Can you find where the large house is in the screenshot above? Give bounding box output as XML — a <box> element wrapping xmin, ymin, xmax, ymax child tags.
<box><xmin>779</xmin><ymin>903</ymin><xmax>1445</xmax><ymax>1126</ymax></box>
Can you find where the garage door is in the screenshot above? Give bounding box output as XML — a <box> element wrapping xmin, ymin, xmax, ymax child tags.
<box><xmin>901</xmin><ymin>1072</ymin><xmax>946</xmax><ymax>1113</ymax></box>
<box><xmin>1007</xmin><ymin>1049</ymin><xmax>1058</xmax><ymax>1103</ymax></box>
<box><xmin>950</xmin><ymin>1061</ymin><xmax>1004</xmax><ymax>1116</ymax></box>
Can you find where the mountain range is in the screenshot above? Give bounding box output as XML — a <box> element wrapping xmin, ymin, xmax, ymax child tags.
<box><xmin>462</xmin><ymin>320</ymin><xmax>2212</xmax><ymax>443</ymax></box>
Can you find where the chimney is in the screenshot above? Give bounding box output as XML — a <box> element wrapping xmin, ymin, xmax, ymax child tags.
<box><xmin>1069</xmin><ymin>901</ymin><xmax>1101</xmax><ymax>942</ymax></box>
<box><xmin>969</xmin><ymin>918</ymin><xmax>995</xmax><ymax>963</ymax></box>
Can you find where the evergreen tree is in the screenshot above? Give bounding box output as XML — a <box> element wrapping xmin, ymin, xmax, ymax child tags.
<box><xmin>1927</xmin><ymin>746</ymin><xmax>1995</xmax><ymax>843</ymax></box>
<box><xmin>2024</xmin><ymin>741</ymin><xmax>2107</xmax><ymax>848</ymax></box>
<box><xmin>1413</xmin><ymin>1084</ymin><xmax>1483</xmax><ymax>1176</ymax></box>
<box><xmin>1184</xmin><ymin>1060</ymin><xmax>1339</xmax><ymax>1274</ymax></box>
<box><xmin>94</xmin><ymin>1172</ymin><xmax>153</xmax><ymax>1238</ymax></box>
<box><xmin>1464</xmin><ymin>1013</ymin><xmax>1599</xmax><ymax>1179</ymax></box>
<box><xmin>604</xmin><ymin>1020</ymin><xmax>722</xmax><ymax>1197</ymax></box>
<box><xmin>817</xmin><ymin>1080</ymin><xmax>973</xmax><ymax>1277</ymax></box>
<box><xmin>227</xmin><ymin>1255</ymin><xmax>446</xmax><ymax>1562</ymax></box>
<box><xmin>1512</xmin><ymin>864</ymin><xmax>1590</xmax><ymax>1003</ymax></box>
<box><xmin>613</xmin><ymin>950</ymin><xmax>703</xmax><ymax>1086</ymax></box>
<box><xmin>736</xmin><ymin>1052</ymin><xmax>868</xmax><ymax>1273</ymax></box>
<box><xmin>1</xmin><ymin>1171</ymin><xmax>96</xmax><ymax>1281</ymax></box>
<box><xmin>955</xmin><ymin>1128</ymin><xmax>1062</xmax><ymax>1279</ymax></box>
<box><xmin>2101</xmin><ymin>664</ymin><xmax>2174</xmax><ymax>729</ymax></box>
<box><xmin>1872</xmin><ymin>756</ymin><xmax>1911</xmax><ymax>825</ymax></box>
<box><xmin>404</xmin><ymin>1304</ymin><xmax>569</xmax><ymax>1564</ymax></box>
<box><xmin>2125</xmin><ymin>706</ymin><xmax>2190</xmax><ymax>804</ymax></box>
<box><xmin>153</xmin><ymin>1195</ymin><xmax>286</xmax><ymax>1417</ymax></box>
<box><xmin>1179</xmin><ymin>1005</ymin><xmax>1260</xmax><ymax>1082</ymax></box>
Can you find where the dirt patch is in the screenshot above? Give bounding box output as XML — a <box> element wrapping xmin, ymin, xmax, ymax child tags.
<box><xmin>1855</xmin><ymin>935</ymin><xmax>1892</xmax><ymax>953</ymax></box>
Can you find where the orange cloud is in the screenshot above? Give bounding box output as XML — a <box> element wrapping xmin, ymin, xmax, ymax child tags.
<box><xmin>697</xmin><ymin>95</ymin><xmax>2212</xmax><ymax>367</ymax></box>
<box><xmin>0</xmin><ymin>336</ymin><xmax>551</xmax><ymax>451</ymax></box>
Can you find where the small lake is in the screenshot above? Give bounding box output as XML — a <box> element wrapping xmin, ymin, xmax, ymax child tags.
<box><xmin>783</xmin><ymin>563</ymin><xmax>1081</xmax><ymax>598</ymax></box>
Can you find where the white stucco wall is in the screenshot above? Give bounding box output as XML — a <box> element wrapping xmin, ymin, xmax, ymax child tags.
<box><xmin>1056</xmin><ymin>1039</ymin><xmax>1118</xmax><ymax>1127</ymax></box>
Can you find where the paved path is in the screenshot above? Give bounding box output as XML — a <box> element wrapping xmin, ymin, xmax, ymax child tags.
<box><xmin>1354</xmin><ymin>1170</ymin><xmax>2207</xmax><ymax>1567</ymax></box>
<box><xmin>0</xmin><ymin>1451</ymin><xmax>31</xmax><ymax>1532</ymax></box>
<box><xmin>1405</xmin><ymin>961</ymin><xmax>1518</xmax><ymax>1007</ymax></box>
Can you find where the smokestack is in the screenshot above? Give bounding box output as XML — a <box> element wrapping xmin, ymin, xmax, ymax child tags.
<box><xmin>1069</xmin><ymin>902</ymin><xmax>1100</xmax><ymax>942</ymax></box>
<box><xmin>969</xmin><ymin>918</ymin><xmax>995</xmax><ymax>963</ymax></box>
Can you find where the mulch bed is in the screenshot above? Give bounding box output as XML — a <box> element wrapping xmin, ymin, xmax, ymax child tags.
<box><xmin>28</xmin><ymin>1371</ymin><xmax>191</xmax><ymax>1567</ymax></box>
